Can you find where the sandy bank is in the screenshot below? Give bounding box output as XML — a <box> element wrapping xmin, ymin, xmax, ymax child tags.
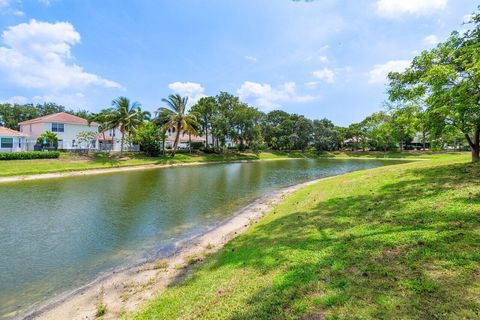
<box><xmin>22</xmin><ymin>176</ymin><xmax>330</xmax><ymax>320</ymax></box>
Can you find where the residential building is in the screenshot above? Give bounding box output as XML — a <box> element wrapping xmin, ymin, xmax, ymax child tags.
<box><xmin>97</xmin><ymin>127</ymin><xmax>139</xmax><ymax>152</ymax></box>
<box><xmin>165</xmin><ymin>128</ymin><xmax>206</xmax><ymax>149</ymax></box>
<box><xmin>19</xmin><ymin>112</ymin><xmax>99</xmax><ymax>150</ymax></box>
<box><xmin>0</xmin><ymin>126</ymin><xmax>28</xmax><ymax>152</ymax></box>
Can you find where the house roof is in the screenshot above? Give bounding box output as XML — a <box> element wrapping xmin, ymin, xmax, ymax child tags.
<box><xmin>18</xmin><ymin>112</ymin><xmax>98</xmax><ymax>126</ymax></box>
<box><xmin>0</xmin><ymin>126</ymin><xmax>27</xmax><ymax>137</ymax></box>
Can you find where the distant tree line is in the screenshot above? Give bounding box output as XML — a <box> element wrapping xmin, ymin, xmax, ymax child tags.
<box><xmin>1</xmin><ymin>8</ymin><xmax>478</xmax><ymax>161</ymax></box>
<box><xmin>0</xmin><ymin>102</ymin><xmax>90</xmax><ymax>129</ymax></box>
<box><xmin>0</xmin><ymin>92</ymin><xmax>466</xmax><ymax>157</ymax></box>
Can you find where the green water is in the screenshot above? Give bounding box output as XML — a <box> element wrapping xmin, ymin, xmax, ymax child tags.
<box><xmin>0</xmin><ymin>159</ymin><xmax>404</xmax><ymax>318</ymax></box>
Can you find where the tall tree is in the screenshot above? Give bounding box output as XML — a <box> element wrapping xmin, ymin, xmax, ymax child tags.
<box><xmin>313</xmin><ymin>118</ymin><xmax>339</xmax><ymax>152</ymax></box>
<box><xmin>190</xmin><ymin>97</ymin><xmax>218</xmax><ymax>149</ymax></box>
<box><xmin>158</xmin><ymin>94</ymin><xmax>198</xmax><ymax>157</ymax></box>
<box><xmin>292</xmin><ymin>116</ymin><xmax>313</xmax><ymax>151</ymax></box>
<box><xmin>388</xmin><ymin>10</ymin><xmax>480</xmax><ymax>162</ymax></box>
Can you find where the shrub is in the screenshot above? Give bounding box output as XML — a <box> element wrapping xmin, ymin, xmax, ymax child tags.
<box><xmin>0</xmin><ymin>151</ymin><xmax>61</xmax><ymax>160</ymax></box>
<box><xmin>133</xmin><ymin>122</ymin><xmax>164</xmax><ymax>157</ymax></box>
<box><xmin>36</xmin><ymin>131</ymin><xmax>59</xmax><ymax>149</ymax></box>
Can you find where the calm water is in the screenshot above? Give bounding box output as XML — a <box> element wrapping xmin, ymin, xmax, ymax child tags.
<box><xmin>0</xmin><ymin>159</ymin><xmax>404</xmax><ymax>318</ymax></box>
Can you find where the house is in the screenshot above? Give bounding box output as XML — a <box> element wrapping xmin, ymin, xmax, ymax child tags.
<box><xmin>19</xmin><ymin>112</ymin><xmax>99</xmax><ymax>150</ymax></box>
<box><xmin>165</xmin><ymin>127</ymin><xmax>206</xmax><ymax>149</ymax></box>
<box><xmin>0</xmin><ymin>126</ymin><xmax>28</xmax><ymax>152</ymax></box>
<box><xmin>97</xmin><ymin>127</ymin><xmax>140</xmax><ymax>152</ymax></box>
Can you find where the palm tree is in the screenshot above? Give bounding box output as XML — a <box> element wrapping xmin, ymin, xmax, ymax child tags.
<box><xmin>89</xmin><ymin>109</ymin><xmax>115</xmax><ymax>153</ymax></box>
<box><xmin>157</xmin><ymin>94</ymin><xmax>198</xmax><ymax>157</ymax></box>
<box><xmin>107</xmin><ymin>97</ymin><xmax>144</xmax><ymax>154</ymax></box>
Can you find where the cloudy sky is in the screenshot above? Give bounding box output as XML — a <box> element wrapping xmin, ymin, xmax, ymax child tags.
<box><xmin>0</xmin><ymin>0</ymin><xmax>475</xmax><ymax>125</ymax></box>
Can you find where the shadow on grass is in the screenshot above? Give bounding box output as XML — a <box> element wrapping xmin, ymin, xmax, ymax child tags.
<box><xmin>168</xmin><ymin>161</ymin><xmax>480</xmax><ymax>319</ymax></box>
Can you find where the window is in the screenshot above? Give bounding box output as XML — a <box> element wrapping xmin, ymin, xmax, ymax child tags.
<box><xmin>1</xmin><ymin>138</ymin><xmax>13</xmax><ymax>148</ymax></box>
<box><xmin>18</xmin><ymin>139</ymin><xmax>22</xmax><ymax>148</ymax></box>
<box><xmin>52</xmin><ymin>123</ymin><xmax>65</xmax><ymax>132</ymax></box>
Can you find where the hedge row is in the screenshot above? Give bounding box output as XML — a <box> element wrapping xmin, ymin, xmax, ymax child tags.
<box><xmin>0</xmin><ymin>151</ymin><xmax>61</xmax><ymax>160</ymax></box>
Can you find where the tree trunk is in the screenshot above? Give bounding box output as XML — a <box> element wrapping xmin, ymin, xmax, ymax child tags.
<box><xmin>172</xmin><ymin>125</ymin><xmax>181</xmax><ymax>157</ymax></box>
<box><xmin>189</xmin><ymin>132</ymin><xmax>192</xmax><ymax>154</ymax></box>
<box><xmin>465</xmin><ymin>127</ymin><xmax>480</xmax><ymax>162</ymax></box>
<box><xmin>162</xmin><ymin>134</ymin><xmax>166</xmax><ymax>156</ymax></box>
<box><xmin>120</xmin><ymin>130</ymin><xmax>124</xmax><ymax>155</ymax></box>
<box><xmin>422</xmin><ymin>131</ymin><xmax>426</xmax><ymax>151</ymax></box>
<box><xmin>205</xmin><ymin>127</ymin><xmax>208</xmax><ymax>149</ymax></box>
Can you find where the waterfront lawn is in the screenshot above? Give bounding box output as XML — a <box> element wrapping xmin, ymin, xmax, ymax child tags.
<box><xmin>0</xmin><ymin>150</ymin><xmax>437</xmax><ymax>178</ymax></box>
<box><xmin>134</xmin><ymin>153</ymin><xmax>479</xmax><ymax>319</ymax></box>
<box><xmin>0</xmin><ymin>150</ymin><xmax>463</xmax><ymax>178</ymax></box>
<box><xmin>0</xmin><ymin>152</ymin><xmax>261</xmax><ymax>177</ymax></box>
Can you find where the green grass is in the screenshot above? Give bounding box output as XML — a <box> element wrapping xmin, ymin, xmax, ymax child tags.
<box><xmin>0</xmin><ymin>152</ymin><xmax>260</xmax><ymax>177</ymax></box>
<box><xmin>0</xmin><ymin>150</ymin><xmax>449</xmax><ymax>178</ymax></box>
<box><xmin>133</xmin><ymin>153</ymin><xmax>479</xmax><ymax>319</ymax></box>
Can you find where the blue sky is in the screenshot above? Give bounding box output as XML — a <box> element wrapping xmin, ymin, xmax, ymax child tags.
<box><xmin>0</xmin><ymin>0</ymin><xmax>475</xmax><ymax>125</ymax></box>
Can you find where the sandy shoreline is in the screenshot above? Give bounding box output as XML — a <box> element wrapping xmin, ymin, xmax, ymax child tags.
<box><xmin>20</xmin><ymin>176</ymin><xmax>330</xmax><ymax>320</ymax></box>
<box><xmin>0</xmin><ymin>156</ymin><xmax>419</xmax><ymax>185</ymax></box>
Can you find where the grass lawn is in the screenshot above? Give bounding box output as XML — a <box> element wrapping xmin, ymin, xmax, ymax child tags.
<box><xmin>133</xmin><ymin>153</ymin><xmax>479</xmax><ymax>319</ymax></box>
<box><xmin>0</xmin><ymin>152</ymin><xmax>263</xmax><ymax>177</ymax></box>
<box><xmin>0</xmin><ymin>150</ymin><xmax>444</xmax><ymax>178</ymax></box>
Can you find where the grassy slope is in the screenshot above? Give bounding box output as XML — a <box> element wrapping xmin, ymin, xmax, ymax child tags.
<box><xmin>0</xmin><ymin>150</ymin><xmax>430</xmax><ymax>177</ymax></box>
<box><xmin>133</xmin><ymin>154</ymin><xmax>479</xmax><ymax>320</ymax></box>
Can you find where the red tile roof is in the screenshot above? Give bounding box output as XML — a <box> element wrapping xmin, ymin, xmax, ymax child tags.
<box><xmin>0</xmin><ymin>126</ymin><xmax>27</xmax><ymax>137</ymax></box>
<box><xmin>18</xmin><ymin>112</ymin><xmax>98</xmax><ymax>126</ymax></box>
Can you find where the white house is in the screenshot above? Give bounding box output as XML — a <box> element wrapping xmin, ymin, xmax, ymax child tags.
<box><xmin>97</xmin><ymin>127</ymin><xmax>139</xmax><ymax>152</ymax></box>
<box><xmin>165</xmin><ymin>127</ymin><xmax>206</xmax><ymax>149</ymax></box>
<box><xmin>19</xmin><ymin>112</ymin><xmax>99</xmax><ymax>150</ymax></box>
<box><xmin>0</xmin><ymin>126</ymin><xmax>28</xmax><ymax>152</ymax></box>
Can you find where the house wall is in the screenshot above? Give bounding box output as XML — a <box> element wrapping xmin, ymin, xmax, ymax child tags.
<box><xmin>0</xmin><ymin>135</ymin><xmax>27</xmax><ymax>152</ymax></box>
<box><xmin>20</xmin><ymin>122</ymin><xmax>99</xmax><ymax>150</ymax></box>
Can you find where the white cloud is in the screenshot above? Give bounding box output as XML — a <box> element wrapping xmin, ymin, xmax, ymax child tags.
<box><xmin>2</xmin><ymin>95</ymin><xmax>29</xmax><ymax>104</ymax></box>
<box><xmin>12</xmin><ymin>9</ymin><xmax>24</xmax><ymax>16</ymax></box>
<box><xmin>424</xmin><ymin>34</ymin><xmax>439</xmax><ymax>46</ymax></box>
<box><xmin>244</xmin><ymin>55</ymin><xmax>257</xmax><ymax>62</ymax></box>
<box><xmin>312</xmin><ymin>68</ymin><xmax>335</xmax><ymax>83</ymax></box>
<box><xmin>0</xmin><ymin>0</ymin><xmax>23</xmax><ymax>15</ymax></box>
<box><xmin>32</xmin><ymin>92</ymin><xmax>86</xmax><ymax>106</ymax></box>
<box><xmin>305</xmin><ymin>81</ymin><xmax>320</xmax><ymax>89</ymax></box>
<box><xmin>0</xmin><ymin>19</ymin><xmax>122</xmax><ymax>91</ymax></box>
<box><xmin>0</xmin><ymin>0</ymin><xmax>12</xmax><ymax>7</ymax></box>
<box><xmin>306</xmin><ymin>55</ymin><xmax>328</xmax><ymax>63</ymax></box>
<box><xmin>237</xmin><ymin>81</ymin><xmax>317</xmax><ymax>110</ymax></box>
<box><xmin>167</xmin><ymin>81</ymin><xmax>206</xmax><ymax>104</ymax></box>
<box><xmin>368</xmin><ymin>60</ymin><xmax>410</xmax><ymax>84</ymax></box>
<box><xmin>376</xmin><ymin>0</ymin><xmax>447</xmax><ymax>18</ymax></box>
<box><xmin>2</xmin><ymin>92</ymin><xmax>87</xmax><ymax>107</ymax></box>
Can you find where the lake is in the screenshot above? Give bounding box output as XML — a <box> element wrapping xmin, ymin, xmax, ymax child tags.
<box><xmin>0</xmin><ymin>158</ymin><xmax>404</xmax><ymax>319</ymax></box>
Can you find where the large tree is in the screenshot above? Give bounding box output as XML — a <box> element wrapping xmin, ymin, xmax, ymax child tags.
<box><xmin>313</xmin><ymin>118</ymin><xmax>339</xmax><ymax>152</ymax></box>
<box><xmin>158</xmin><ymin>94</ymin><xmax>198</xmax><ymax>157</ymax></box>
<box><xmin>190</xmin><ymin>97</ymin><xmax>218</xmax><ymax>149</ymax></box>
<box><xmin>388</xmin><ymin>10</ymin><xmax>480</xmax><ymax>161</ymax></box>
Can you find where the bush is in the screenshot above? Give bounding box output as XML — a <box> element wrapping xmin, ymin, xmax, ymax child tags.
<box><xmin>134</xmin><ymin>122</ymin><xmax>164</xmax><ymax>157</ymax></box>
<box><xmin>0</xmin><ymin>151</ymin><xmax>61</xmax><ymax>160</ymax></box>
